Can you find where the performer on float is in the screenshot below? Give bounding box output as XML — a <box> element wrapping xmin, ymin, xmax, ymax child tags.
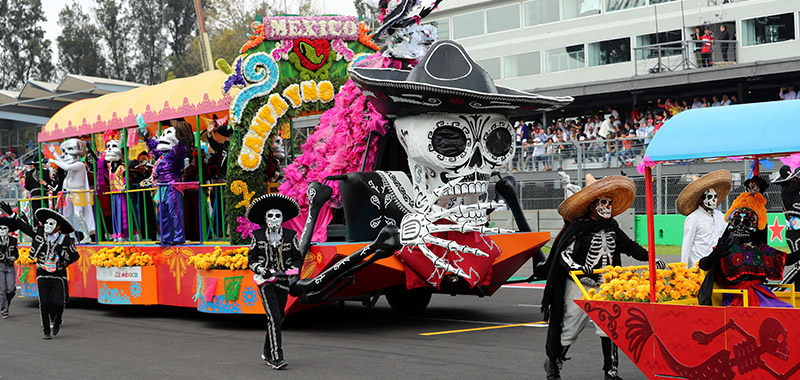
<box><xmin>139</xmin><ymin>118</ymin><xmax>193</xmax><ymax>245</ymax></box>
<box><xmin>246</xmin><ymin>194</ymin><xmax>302</xmax><ymax>370</ymax></box>
<box><xmin>698</xmin><ymin>191</ymin><xmax>800</xmax><ymax>307</ymax></box>
<box><xmin>0</xmin><ymin>214</ymin><xmax>19</xmax><ymax>318</ymax></box>
<box><xmin>677</xmin><ymin>170</ymin><xmax>731</xmax><ymax>268</ymax></box>
<box><xmin>22</xmin><ymin>154</ymin><xmax>47</xmax><ymax>222</ymax></box>
<box><xmin>98</xmin><ymin>130</ymin><xmax>127</xmax><ymax>242</ymax></box>
<box><xmin>773</xmin><ymin>166</ymin><xmax>800</xmax><ymax>251</ymax></box>
<box><xmin>4</xmin><ymin>203</ymin><xmax>80</xmax><ymax>339</ymax></box>
<box><xmin>541</xmin><ymin>174</ymin><xmax>665</xmax><ymax>380</ymax></box>
<box><xmin>265</xmin><ymin>134</ymin><xmax>284</xmax><ymax>194</ymax></box>
<box><xmin>49</xmin><ymin>138</ymin><xmax>95</xmax><ymax>243</ymax></box>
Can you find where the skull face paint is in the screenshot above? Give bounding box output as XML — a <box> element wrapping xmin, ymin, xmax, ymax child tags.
<box><xmin>270</xmin><ymin>135</ymin><xmax>285</xmax><ymax>159</ymax></box>
<box><xmin>701</xmin><ymin>188</ymin><xmax>718</xmax><ymax>210</ymax></box>
<box><xmin>157</xmin><ymin>127</ymin><xmax>179</xmax><ymax>152</ymax></box>
<box><xmin>44</xmin><ymin>218</ymin><xmax>58</xmax><ymax>234</ymax></box>
<box><xmin>265</xmin><ymin>209</ymin><xmax>283</xmax><ymax>232</ymax></box>
<box><xmin>0</xmin><ymin>225</ymin><xmax>8</xmax><ymax>238</ymax></box>
<box><xmin>727</xmin><ymin>208</ymin><xmax>757</xmax><ymax>241</ymax></box>
<box><xmin>104</xmin><ymin>139</ymin><xmax>122</xmax><ymax>162</ymax></box>
<box><xmin>593</xmin><ymin>197</ymin><xmax>613</xmax><ymax>219</ymax></box>
<box><xmin>60</xmin><ymin>139</ymin><xmax>87</xmax><ymax>164</ymax></box>
<box><xmin>395</xmin><ymin>113</ymin><xmax>514</xmax><ymax>223</ymax></box>
<box><xmin>747</xmin><ymin>181</ymin><xmax>760</xmax><ymax>195</ymax></box>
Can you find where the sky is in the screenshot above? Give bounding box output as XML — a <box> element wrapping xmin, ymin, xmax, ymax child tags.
<box><xmin>41</xmin><ymin>0</ymin><xmax>358</xmax><ymax>62</ymax></box>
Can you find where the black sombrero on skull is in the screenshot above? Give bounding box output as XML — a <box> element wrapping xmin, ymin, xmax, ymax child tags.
<box><xmin>245</xmin><ymin>194</ymin><xmax>300</xmax><ymax>226</ymax></box>
<box><xmin>772</xmin><ymin>165</ymin><xmax>800</xmax><ymax>184</ymax></box>
<box><xmin>35</xmin><ymin>208</ymin><xmax>75</xmax><ymax>234</ymax></box>
<box><xmin>349</xmin><ymin>40</ymin><xmax>573</xmax><ymax>118</ymax></box>
<box><xmin>0</xmin><ymin>217</ymin><xmax>19</xmax><ymax>232</ymax></box>
<box><xmin>23</xmin><ymin>154</ymin><xmax>40</xmax><ymax>166</ymax></box>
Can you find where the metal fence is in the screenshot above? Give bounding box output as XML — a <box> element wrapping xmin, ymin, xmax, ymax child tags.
<box><xmin>634</xmin><ymin>40</ymin><xmax>738</xmax><ymax>76</ymax></box>
<box><xmin>505</xmin><ymin>137</ymin><xmax>646</xmax><ymax>175</ymax></box>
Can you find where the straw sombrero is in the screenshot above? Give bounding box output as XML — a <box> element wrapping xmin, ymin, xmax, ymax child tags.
<box><xmin>676</xmin><ymin>170</ymin><xmax>732</xmax><ymax>216</ymax></box>
<box><xmin>557</xmin><ymin>174</ymin><xmax>636</xmax><ymax>222</ymax></box>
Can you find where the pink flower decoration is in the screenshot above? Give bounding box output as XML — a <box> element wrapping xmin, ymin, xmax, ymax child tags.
<box><xmin>236</xmin><ymin>217</ymin><xmax>259</xmax><ymax>239</ymax></box>
<box><xmin>779</xmin><ymin>153</ymin><xmax>800</xmax><ymax>171</ymax></box>
<box><xmin>636</xmin><ymin>155</ymin><xmax>657</xmax><ymax>174</ymax></box>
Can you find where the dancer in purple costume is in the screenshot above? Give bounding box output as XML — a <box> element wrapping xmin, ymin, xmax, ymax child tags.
<box><xmin>139</xmin><ymin>119</ymin><xmax>192</xmax><ymax>245</ymax></box>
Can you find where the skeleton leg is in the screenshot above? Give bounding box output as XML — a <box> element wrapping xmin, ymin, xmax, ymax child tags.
<box><xmin>73</xmin><ymin>205</ymin><xmax>91</xmax><ymax>244</ymax></box>
<box><xmin>601</xmin><ymin>337</ymin><xmax>621</xmax><ymax>379</ymax></box>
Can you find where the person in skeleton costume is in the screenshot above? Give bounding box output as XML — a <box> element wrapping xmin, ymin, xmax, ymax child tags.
<box><xmin>677</xmin><ymin>170</ymin><xmax>731</xmax><ymax>268</ymax></box>
<box><xmin>265</xmin><ymin>134</ymin><xmax>284</xmax><ymax>194</ymax></box>
<box><xmin>350</xmin><ymin>40</ymin><xmax>572</xmax><ymax>292</ymax></box>
<box><xmin>140</xmin><ymin>119</ymin><xmax>192</xmax><ymax>245</ymax></box>
<box><xmin>773</xmin><ymin>166</ymin><xmax>800</xmax><ymax>252</ymax></box>
<box><xmin>22</xmin><ymin>154</ymin><xmax>47</xmax><ymax>222</ymax></box>
<box><xmin>11</xmin><ymin>206</ymin><xmax>79</xmax><ymax>339</ymax></box>
<box><xmin>698</xmin><ymin>191</ymin><xmax>800</xmax><ymax>307</ymax></box>
<box><xmin>0</xmin><ymin>215</ymin><xmax>19</xmax><ymax>318</ymax></box>
<box><xmin>246</xmin><ymin>194</ymin><xmax>302</xmax><ymax>370</ymax></box>
<box><xmin>98</xmin><ymin>130</ymin><xmax>128</xmax><ymax>241</ymax></box>
<box><xmin>541</xmin><ymin>175</ymin><xmax>665</xmax><ymax>380</ymax></box>
<box><xmin>50</xmin><ymin>138</ymin><xmax>95</xmax><ymax>243</ymax></box>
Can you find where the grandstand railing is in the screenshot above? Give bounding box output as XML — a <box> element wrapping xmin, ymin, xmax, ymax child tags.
<box><xmin>634</xmin><ymin>40</ymin><xmax>738</xmax><ymax>76</ymax></box>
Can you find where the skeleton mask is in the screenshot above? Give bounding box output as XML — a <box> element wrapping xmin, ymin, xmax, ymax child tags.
<box><xmin>60</xmin><ymin>139</ymin><xmax>87</xmax><ymax>164</ymax></box>
<box><xmin>44</xmin><ymin>218</ymin><xmax>58</xmax><ymax>234</ymax></box>
<box><xmin>266</xmin><ymin>209</ymin><xmax>283</xmax><ymax>232</ymax></box>
<box><xmin>157</xmin><ymin>127</ymin><xmax>179</xmax><ymax>152</ymax></box>
<box><xmin>593</xmin><ymin>197</ymin><xmax>613</xmax><ymax>219</ymax></box>
<box><xmin>701</xmin><ymin>188</ymin><xmax>718</xmax><ymax>210</ymax></box>
<box><xmin>105</xmin><ymin>139</ymin><xmax>122</xmax><ymax>162</ymax></box>
<box><xmin>270</xmin><ymin>135</ymin><xmax>285</xmax><ymax>159</ymax></box>
<box><xmin>747</xmin><ymin>181</ymin><xmax>760</xmax><ymax>195</ymax></box>
<box><xmin>727</xmin><ymin>208</ymin><xmax>757</xmax><ymax>241</ymax></box>
<box><xmin>395</xmin><ymin>113</ymin><xmax>514</xmax><ymax>223</ymax></box>
<box><xmin>0</xmin><ymin>225</ymin><xmax>8</xmax><ymax>238</ymax></box>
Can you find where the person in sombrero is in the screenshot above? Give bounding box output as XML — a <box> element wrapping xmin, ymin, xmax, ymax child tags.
<box><xmin>541</xmin><ymin>174</ymin><xmax>665</xmax><ymax>380</ymax></box>
<box><xmin>697</xmin><ymin>191</ymin><xmax>800</xmax><ymax>307</ymax></box>
<box><xmin>677</xmin><ymin>170</ymin><xmax>731</xmax><ymax>268</ymax></box>
<box><xmin>5</xmin><ymin>204</ymin><xmax>79</xmax><ymax>339</ymax></box>
<box><xmin>245</xmin><ymin>194</ymin><xmax>302</xmax><ymax>370</ymax></box>
<box><xmin>0</xmin><ymin>214</ymin><xmax>20</xmax><ymax>318</ymax></box>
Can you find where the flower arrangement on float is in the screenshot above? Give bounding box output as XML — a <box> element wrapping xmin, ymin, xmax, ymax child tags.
<box><xmin>584</xmin><ymin>263</ymin><xmax>702</xmax><ymax>303</ymax></box>
<box><xmin>14</xmin><ymin>247</ymin><xmax>33</xmax><ymax>265</ymax></box>
<box><xmin>90</xmin><ymin>246</ymin><xmax>153</xmax><ymax>267</ymax></box>
<box><xmin>188</xmin><ymin>246</ymin><xmax>249</xmax><ymax>270</ymax></box>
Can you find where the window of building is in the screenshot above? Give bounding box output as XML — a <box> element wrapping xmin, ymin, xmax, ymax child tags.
<box><xmin>427</xmin><ymin>18</ymin><xmax>450</xmax><ymax>40</ymax></box>
<box><xmin>453</xmin><ymin>11</ymin><xmax>485</xmax><ymax>39</ymax></box>
<box><xmin>741</xmin><ymin>13</ymin><xmax>795</xmax><ymax>46</ymax></box>
<box><xmin>648</xmin><ymin>0</ymin><xmax>675</xmax><ymax>4</ymax></box>
<box><xmin>504</xmin><ymin>51</ymin><xmax>541</xmax><ymax>78</ymax></box>
<box><xmin>524</xmin><ymin>0</ymin><xmax>560</xmax><ymax>27</ymax></box>
<box><xmin>635</xmin><ymin>29</ymin><xmax>682</xmax><ymax>59</ymax></box>
<box><xmin>546</xmin><ymin>44</ymin><xmax>585</xmax><ymax>72</ymax></box>
<box><xmin>487</xmin><ymin>4</ymin><xmax>521</xmax><ymax>34</ymax></box>
<box><xmin>606</xmin><ymin>0</ymin><xmax>645</xmax><ymax>12</ymax></box>
<box><xmin>477</xmin><ymin>57</ymin><xmax>502</xmax><ymax>80</ymax></box>
<box><xmin>563</xmin><ymin>0</ymin><xmax>601</xmax><ymax>20</ymax></box>
<box><xmin>589</xmin><ymin>37</ymin><xmax>631</xmax><ymax>66</ymax></box>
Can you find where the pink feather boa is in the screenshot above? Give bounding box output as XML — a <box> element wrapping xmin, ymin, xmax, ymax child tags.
<box><xmin>279</xmin><ymin>54</ymin><xmax>395</xmax><ymax>241</ymax></box>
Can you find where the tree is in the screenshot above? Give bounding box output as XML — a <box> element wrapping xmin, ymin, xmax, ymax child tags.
<box><xmin>94</xmin><ymin>0</ymin><xmax>132</xmax><ymax>81</ymax></box>
<box><xmin>57</xmin><ymin>1</ymin><xmax>106</xmax><ymax>77</ymax></box>
<box><xmin>0</xmin><ymin>0</ymin><xmax>54</xmax><ymax>90</ymax></box>
<box><xmin>127</xmin><ymin>0</ymin><xmax>165</xmax><ymax>84</ymax></box>
<box><xmin>164</xmin><ymin>0</ymin><xmax>203</xmax><ymax>79</ymax></box>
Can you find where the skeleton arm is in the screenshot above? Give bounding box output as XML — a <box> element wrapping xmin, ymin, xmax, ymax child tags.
<box><xmin>49</xmin><ymin>159</ymin><xmax>84</xmax><ymax>172</ymax></box>
<box><xmin>247</xmin><ymin>239</ymin><xmax>269</xmax><ymax>277</ymax></box>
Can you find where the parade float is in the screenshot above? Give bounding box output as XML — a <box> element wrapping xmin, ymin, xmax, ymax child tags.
<box><xmin>15</xmin><ymin>5</ymin><xmax>567</xmax><ymax>316</ymax></box>
<box><xmin>576</xmin><ymin>99</ymin><xmax>800</xmax><ymax>380</ymax></box>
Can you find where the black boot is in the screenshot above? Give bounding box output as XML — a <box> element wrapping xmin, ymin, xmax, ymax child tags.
<box><xmin>601</xmin><ymin>337</ymin><xmax>623</xmax><ymax>380</ymax></box>
<box><xmin>558</xmin><ymin>345</ymin><xmax>571</xmax><ymax>370</ymax></box>
<box><xmin>544</xmin><ymin>358</ymin><xmax>561</xmax><ymax>380</ymax></box>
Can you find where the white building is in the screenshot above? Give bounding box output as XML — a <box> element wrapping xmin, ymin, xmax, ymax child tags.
<box><xmin>427</xmin><ymin>0</ymin><xmax>800</xmax><ymax>108</ymax></box>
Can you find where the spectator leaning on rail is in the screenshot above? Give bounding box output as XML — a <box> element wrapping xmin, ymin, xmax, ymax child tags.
<box><xmin>779</xmin><ymin>85</ymin><xmax>797</xmax><ymax>100</ymax></box>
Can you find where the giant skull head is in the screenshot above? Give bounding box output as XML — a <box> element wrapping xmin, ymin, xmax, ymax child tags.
<box><xmin>270</xmin><ymin>134</ymin><xmax>285</xmax><ymax>159</ymax></box>
<box><xmin>727</xmin><ymin>207</ymin><xmax>757</xmax><ymax>241</ymax></box>
<box><xmin>60</xmin><ymin>138</ymin><xmax>87</xmax><ymax>164</ymax></box>
<box><xmin>265</xmin><ymin>208</ymin><xmax>283</xmax><ymax>232</ymax></box>
<box><xmin>395</xmin><ymin>113</ymin><xmax>514</xmax><ymax>223</ymax></box>
<box><xmin>157</xmin><ymin>127</ymin><xmax>179</xmax><ymax>152</ymax></box>
<box><xmin>105</xmin><ymin>139</ymin><xmax>122</xmax><ymax>162</ymax></box>
<box><xmin>0</xmin><ymin>225</ymin><xmax>8</xmax><ymax>238</ymax></box>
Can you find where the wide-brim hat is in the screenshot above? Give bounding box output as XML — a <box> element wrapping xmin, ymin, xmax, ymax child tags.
<box><xmin>743</xmin><ymin>175</ymin><xmax>769</xmax><ymax>193</ymax></box>
<box><xmin>557</xmin><ymin>175</ymin><xmax>636</xmax><ymax>222</ymax></box>
<box><xmin>245</xmin><ymin>194</ymin><xmax>300</xmax><ymax>226</ymax></box>
<box><xmin>772</xmin><ymin>165</ymin><xmax>800</xmax><ymax>184</ymax></box>
<box><xmin>676</xmin><ymin>170</ymin><xmax>732</xmax><ymax>216</ymax></box>
<box><xmin>349</xmin><ymin>40</ymin><xmax>574</xmax><ymax>118</ymax></box>
<box><xmin>23</xmin><ymin>154</ymin><xmax>40</xmax><ymax>166</ymax></box>
<box><xmin>35</xmin><ymin>208</ymin><xmax>75</xmax><ymax>234</ymax></box>
<box><xmin>0</xmin><ymin>217</ymin><xmax>18</xmax><ymax>232</ymax></box>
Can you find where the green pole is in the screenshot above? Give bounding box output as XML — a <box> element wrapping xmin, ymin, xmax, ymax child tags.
<box><xmin>91</xmin><ymin>136</ymin><xmax>102</xmax><ymax>243</ymax></box>
<box><xmin>220</xmin><ymin>184</ymin><xmax>226</xmax><ymax>242</ymax></box>
<box><xmin>37</xmin><ymin>145</ymin><xmax>45</xmax><ymax>215</ymax></box>
<box><xmin>196</xmin><ymin>115</ymin><xmax>205</xmax><ymax>244</ymax></box>
<box><xmin>123</xmin><ymin>128</ymin><xmax>133</xmax><ymax>242</ymax></box>
<box><xmin>289</xmin><ymin>119</ymin><xmax>294</xmax><ymax>160</ymax></box>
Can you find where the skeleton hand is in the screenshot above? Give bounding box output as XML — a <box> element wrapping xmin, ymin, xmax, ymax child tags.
<box><xmin>399</xmin><ymin>201</ymin><xmax>512</xmax><ymax>279</ymax></box>
<box><xmin>692</xmin><ymin>331</ymin><xmax>712</xmax><ymax>345</ymax></box>
<box><xmin>0</xmin><ymin>201</ymin><xmax>13</xmax><ymax>216</ymax></box>
<box><xmin>580</xmin><ymin>276</ymin><xmax>597</xmax><ymax>288</ymax></box>
<box><xmin>655</xmin><ymin>259</ymin><xmax>667</xmax><ymax>270</ymax></box>
<box><xmin>582</xmin><ymin>262</ymin><xmax>595</xmax><ymax>276</ymax></box>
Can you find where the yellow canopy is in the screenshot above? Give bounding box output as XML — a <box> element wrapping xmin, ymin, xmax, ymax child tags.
<box><xmin>40</xmin><ymin>70</ymin><xmax>237</xmax><ymax>142</ymax></box>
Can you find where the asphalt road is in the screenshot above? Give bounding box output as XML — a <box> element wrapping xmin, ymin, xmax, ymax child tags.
<box><xmin>1</xmin><ymin>277</ymin><xmax>651</xmax><ymax>380</ymax></box>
